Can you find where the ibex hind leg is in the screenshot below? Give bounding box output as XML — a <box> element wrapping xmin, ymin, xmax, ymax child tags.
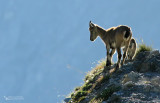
<box><xmin>116</xmin><ymin>48</ymin><xmax>122</xmax><ymax>69</ymax></box>
<box><xmin>106</xmin><ymin>61</ymin><xmax>111</xmax><ymax>66</ymax></box>
<box><xmin>106</xmin><ymin>54</ymin><xmax>111</xmax><ymax>66</ymax></box>
<box><xmin>122</xmin><ymin>45</ymin><xmax>129</xmax><ymax>65</ymax></box>
<box><xmin>109</xmin><ymin>48</ymin><xmax>116</xmax><ymax>64</ymax></box>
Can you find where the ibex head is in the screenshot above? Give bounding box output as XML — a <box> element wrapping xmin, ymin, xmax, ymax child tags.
<box><xmin>89</xmin><ymin>21</ymin><xmax>98</xmax><ymax>41</ymax></box>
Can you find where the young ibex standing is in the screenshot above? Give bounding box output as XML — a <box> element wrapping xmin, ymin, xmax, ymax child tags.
<box><xmin>89</xmin><ymin>21</ymin><xmax>132</xmax><ymax>69</ymax></box>
<box><xmin>125</xmin><ymin>38</ymin><xmax>137</xmax><ymax>60</ymax></box>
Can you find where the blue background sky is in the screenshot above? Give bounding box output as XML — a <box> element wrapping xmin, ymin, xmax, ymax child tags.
<box><xmin>0</xmin><ymin>0</ymin><xmax>160</xmax><ymax>103</ymax></box>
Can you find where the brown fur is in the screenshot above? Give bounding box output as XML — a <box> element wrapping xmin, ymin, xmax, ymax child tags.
<box><xmin>89</xmin><ymin>21</ymin><xmax>132</xmax><ymax>69</ymax></box>
<box><xmin>126</xmin><ymin>38</ymin><xmax>137</xmax><ymax>60</ymax></box>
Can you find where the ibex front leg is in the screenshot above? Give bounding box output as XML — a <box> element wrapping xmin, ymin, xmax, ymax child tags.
<box><xmin>106</xmin><ymin>47</ymin><xmax>111</xmax><ymax>66</ymax></box>
<box><xmin>116</xmin><ymin>47</ymin><xmax>122</xmax><ymax>69</ymax></box>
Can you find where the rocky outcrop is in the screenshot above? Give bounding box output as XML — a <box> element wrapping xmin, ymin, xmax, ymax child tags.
<box><xmin>65</xmin><ymin>50</ymin><xmax>160</xmax><ymax>103</ymax></box>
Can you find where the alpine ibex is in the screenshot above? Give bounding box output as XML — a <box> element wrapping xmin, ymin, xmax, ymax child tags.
<box><xmin>125</xmin><ymin>38</ymin><xmax>137</xmax><ymax>60</ymax></box>
<box><xmin>89</xmin><ymin>21</ymin><xmax>132</xmax><ymax>69</ymax></box>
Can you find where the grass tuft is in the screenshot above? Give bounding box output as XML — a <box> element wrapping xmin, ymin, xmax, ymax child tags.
<box><xmin>135</xmin><ymin>41</ymin><xmax>153</xmax><ymax>56</ymax></box>
<box><xmin>95</xmin><ymin>59</ymin><xmax>106</xmax><ymax>70</ymax></box>
<box><xmin>84</xmin><ymin>59</ymin><xmax>106</xmax><ymax>84</ymax></box>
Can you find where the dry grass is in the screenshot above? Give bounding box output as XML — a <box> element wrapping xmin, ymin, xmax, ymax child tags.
<box><xmin>135</xmin><ymin>40</ymin><xmax>153</xmax><ymax>56</ymax></box>
<box><xmin>94</xmin><ymin>59</ymin><xmax>106</xmax><ymax>70</ymax></box>
<box><xmin>84</xmin><ymin>59</ymin><xmax>106</xmax><ymax>83</ymax></box>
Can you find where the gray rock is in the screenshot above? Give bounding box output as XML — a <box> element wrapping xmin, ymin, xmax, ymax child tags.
<box><xmin>122</xmin><ymin>81</ymin><xmax>135</xmax><ymax>90</ymax></box>
<box><xmin>122</xmin><ymin>71</ymin><xmax>139</xmax><ymax>84</ymax></box>
<box><xmin>143</xmin><ymin>84</ymin><xmax>153</xmax><ymax>92</ymax></box>
<box><xmin>133</xmin><ymin>50</ymin><xmax>160</xmax><ymax>72</ymax></box>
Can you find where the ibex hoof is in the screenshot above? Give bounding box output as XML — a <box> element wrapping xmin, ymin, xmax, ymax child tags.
<box><xmin>121</xmin><ymin>61</ymin><xmax>125</xmax><ymax>66</ymax></box>
<box><xmin>106</xmin><ymin>63</ymin><xmax>111</xmax><ymax>67</ymax></box>
<box><xmin>116</xmin><ymin>64</ymin><xmax>120</xmax><ymax>69</ymax></box>
<box><xmin>121</xmin><ymin>62</ymin><xmax>123</xmax><ymax>66</ymax></box>
<box><xmin>106</xmin><ymin>62</ymin><xmax>111</xmax><ymax>66</ymax></box>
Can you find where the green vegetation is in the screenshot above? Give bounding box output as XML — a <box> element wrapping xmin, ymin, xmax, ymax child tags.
<box><xmin>82</xmin><ymin>83</ymin><xmax>92</xmax><ymax>91</ymax></box>
<box><xmin>69</xmin><ymin>84</ymin><xmax>89</xmax><ymax>103</ymax></box>
<box><xmin>100</xmin><ymin>75</ymin><xmax>110</xmax><ymax>84</ymax></box>
<box><xmin>75</xmin><ymin>87</ymin><xmax>81</xmax><ymax>91</ymax></box>
<box><xmin>84</xmin><ymin>59</ymin><xmax>105</xmax><ymax>87</ymax></box>
<box><xmin>68</xmin><ymin>59</ymin><xmax>118</xmax><ymax>102</ymax></box>
<box><xmin>73</xmin><ymin>91</ymin><xmax>87</xmax><ymax>100</ymax></box>
<box><xmin>77</xmin><ymin>96</ymin><xmax>86</xmax><ymax>103</ymax></box>
<box><xmin>90</xmin><ymin>97</ymin><xmax>102</xmax><ymax>103</ymax></box>
<box><xmin>69</xmin><ymin>59</ymin><xmax>107</xmax><ymax>102</ymax></box>
<box><xmin>136</xmin><ymin>41</ymin><xmax>153</xmax><ymax>56</ymax></box>
<box><xmin>84</xmin><ymin>59</ymin><xmax>106</xmax><ymax>83</ymax></box>
<box><xmin>90</xmin><ymin>86</ymin><xmax>121</xmax><ymax>103</ymax></box>
<box><xmin>96</xmin><ymin>86</ymin><xmax>121</xmax><ymax>101</ymax></box>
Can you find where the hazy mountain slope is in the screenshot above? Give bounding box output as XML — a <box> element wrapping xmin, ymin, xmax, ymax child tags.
<box><xmin>0</xmin><ymin>0</ymin><xmax>160</xmax><ymax>103</ymax></box>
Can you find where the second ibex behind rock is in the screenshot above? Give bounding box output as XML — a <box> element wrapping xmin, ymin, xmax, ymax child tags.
<box><xmin>125</xmin><ymin>38</ymin><xmax>137</xmax><ymax>60</ymax></box>
<box><xmin>89</xmin><ymin>21</ymin><xmax>132</xmax><ymax>69</ymax></box>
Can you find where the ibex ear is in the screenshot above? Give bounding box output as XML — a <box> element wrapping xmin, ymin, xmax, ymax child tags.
<box><xmin>89</xmin><ymin>21</ymin><xmax>92</xmax><ymax>26</ymax></box>
<box><xmin>89</xmin><ymin>21</ymin><xmax>91</xmax><ymax>24</ymax></box>
<box><xmin>89</xmin><ymin>21</ymin><xmax>94</xmax><ymax>27</ymax></box>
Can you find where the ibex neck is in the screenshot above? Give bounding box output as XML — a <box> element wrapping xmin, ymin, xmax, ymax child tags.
<box><xmin>96</xmin><ymin>25</ymin><xmax>106</xmax><ymax>40</ymax></box>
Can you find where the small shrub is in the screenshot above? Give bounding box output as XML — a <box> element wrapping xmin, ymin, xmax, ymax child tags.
<box><xmin>75</xmin><ymin>87</ymin><xmax>81</xmax><ymax>91</ymax></box>
<box><xmin>82</xmin><ymin>83</ymin><xmax>92</xmax><ymax>91</ymax></box>
<box><xmin>69</xmin><ymin>85</ymin><xmax>89</xmax><ymax>102</ymax></box>
<box><xmin>96</xmin><ymin>86</ymin><xmax>121</xmax><ymax>101</ymax></box>
<box><xmin>136</xmin><ymin>42</ymin><xmax>153</xmax><ymax>56</ymax></box>
<box><xmin>72</xmin><ymin>90</ymin><xmax>87</xmax><ymax>101</ymax></box>
<box><xmin>70</xmin><ymin>87</ymin><xmax>81</xmax><ymax>98</ymax></box>
<box><xmin>71</xmin><ymin>93</ymin><xmax>74</xmax><ymax>98</ymax></box>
